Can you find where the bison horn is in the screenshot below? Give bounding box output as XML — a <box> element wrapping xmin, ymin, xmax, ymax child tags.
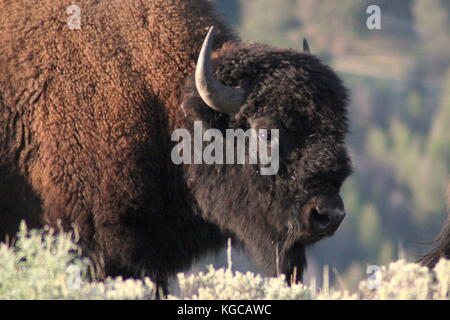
<box><xmin>195</xmin><ymin>26</ymin><xmax>244</xmax><ymax>114</ymax></box>
<box><xmin>303</xmin><ymin>38</ymin><xmax>310</xmax><ymax>53</ymax></box>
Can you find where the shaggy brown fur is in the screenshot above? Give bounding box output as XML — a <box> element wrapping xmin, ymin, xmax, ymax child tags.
<box><xmin>0</xmin><ymin>0</ymin><xmax>233</xmax><ymax>284</ymax></box>
<box><xmin>419</xmin><ymin>182</ymin><xmax>450</xmax><ymax>267</ymax></box>
<box><xmin>1</xmin><ymin>0</ymin><xmax>352</xmax><ymax>289</ymax></box>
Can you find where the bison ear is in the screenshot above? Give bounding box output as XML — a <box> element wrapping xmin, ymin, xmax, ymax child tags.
<box><xmin>303</xmin><ymin>38</ymin><xmax>311</xmax><ymax>53</ymax></box>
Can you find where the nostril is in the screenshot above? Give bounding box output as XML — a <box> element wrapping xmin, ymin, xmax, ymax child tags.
<box><xmin>310</xmin><ymin>207</ymin><xmax>331</xmax><ymax>229</ymax></box>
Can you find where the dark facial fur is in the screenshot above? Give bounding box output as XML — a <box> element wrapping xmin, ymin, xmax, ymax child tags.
<box><xmin>181</xmin><ymin>42</ymin><xmax>352</xmax><ymax>279</ymax></box>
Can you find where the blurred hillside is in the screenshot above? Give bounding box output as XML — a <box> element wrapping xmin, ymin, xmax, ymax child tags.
<box><xmin>211</xmin><ymin>0</ymin><xmax>450</xmax><ymax>290</ymax></box>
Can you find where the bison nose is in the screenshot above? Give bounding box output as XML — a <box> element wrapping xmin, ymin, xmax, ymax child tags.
<box><xmin>309</xmin><ymin>206</ymin><xmax>345</xmax><ymax>234</ymax></box>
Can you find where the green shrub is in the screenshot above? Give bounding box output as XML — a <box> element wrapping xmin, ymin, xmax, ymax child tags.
<box><xmin>0</xmin><ymin>224</ymin><xmax>448</xmax><ymax>300</ymax></box>
<box><xmin>0</xmin><ymin>222</ymin><xmax>156</xmax><ymax>300</ymax></box>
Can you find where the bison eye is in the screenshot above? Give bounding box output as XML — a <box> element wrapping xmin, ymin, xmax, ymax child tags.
<box><xmin>258</xmin><ymin>130</ymin><xmax>271</xmax><ymax>141</ymax></box>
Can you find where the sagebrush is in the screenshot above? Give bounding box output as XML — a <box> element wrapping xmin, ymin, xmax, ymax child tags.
<box><xmin>0</xmin><ymin>224</ymin><xmax>448</xmax><ymax>300</ymax></box>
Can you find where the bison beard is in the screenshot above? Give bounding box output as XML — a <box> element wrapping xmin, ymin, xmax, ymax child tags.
<box><xmin>0</xmin><ymin>0</ymin><xmax>352</xmax><ymax>291</ymax></box>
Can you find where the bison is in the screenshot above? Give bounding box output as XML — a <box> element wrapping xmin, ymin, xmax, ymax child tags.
<box><xmin>0</xmin><ymin>0</ymin><xmax>352</xmax><ymax>290</ymax></box>
<box><xmin>420</xmin><ymin>182</ymin><xmax>450</xmax><ymax>268</ymax></box>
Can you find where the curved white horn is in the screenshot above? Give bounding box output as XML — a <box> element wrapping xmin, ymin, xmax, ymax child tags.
<box><xmin>195</xmin><ymin>26</ymin><xmax>244</xmax><ymax>114</ymax></box>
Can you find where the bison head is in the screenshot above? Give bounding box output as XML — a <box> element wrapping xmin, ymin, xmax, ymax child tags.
<box><xmin>179</xmin><ymin>27</ymin><xmax>352</xmax><ymax>281</ymax></box>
